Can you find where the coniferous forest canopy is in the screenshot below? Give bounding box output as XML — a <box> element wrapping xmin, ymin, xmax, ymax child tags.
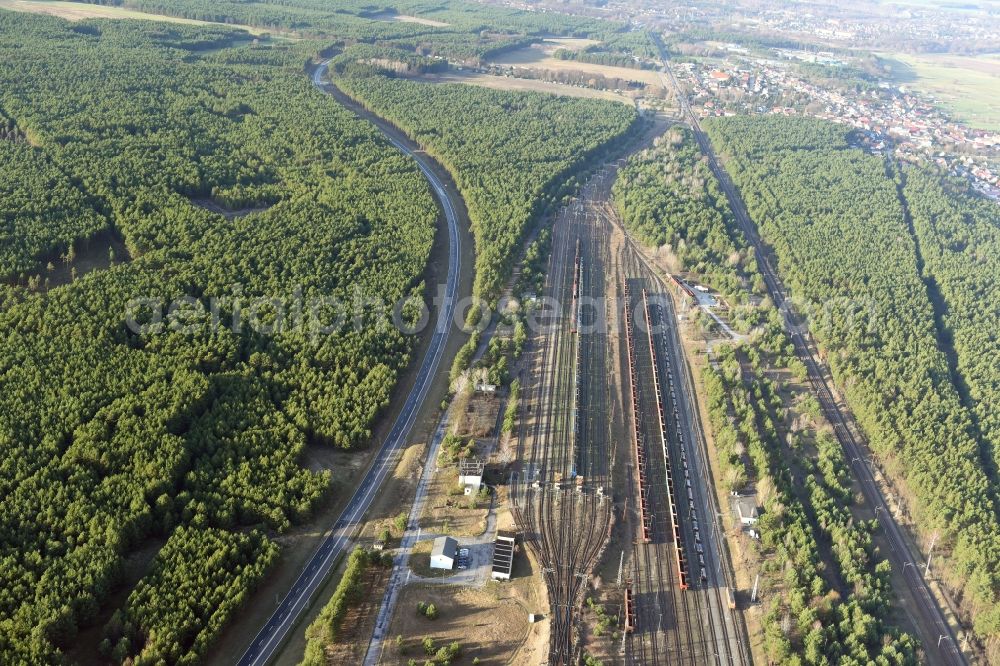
<box><xmin>614</xmin><ymin>129</ymin><xmax>919</xmax><ymax>664</ymax></box>
<box><xmin>0</xmin><ymin>11</ymin><xmax>439</xmax><ymax>664</ymax></box>
<box><xmin>331</xmin><ymin>55</ymin><xmax>639</xmax><ymax>300</ymax></box>
<box><xmin>72</xmin><ymin>0</ymin><xmax>656</xmax><ymax>61</ymax></box>
<box><xmin>0</xmin><ymin>1</ymin><xmax>647</xmax><ymax>662</ymax></box>
<box><xmin>702</xmin><ymin>115</ymin><xmax>1000</xmax><ymax>648</ymax></box>
<box><xmin>5</xmin><ymin>0</ymin><xmax>999</xmax><ymax>662</ymax></box>
<box><xmin>613</xmin><ymin>126</ymin><xmax>756</xmax><ymax>301</ymax></box>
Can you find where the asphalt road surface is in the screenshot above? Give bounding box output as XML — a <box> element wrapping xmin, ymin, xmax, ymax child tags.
<box><xmin>235</xmin><ymin>60</ymin><xmax>462</xmax><ymax>666</ymax></box>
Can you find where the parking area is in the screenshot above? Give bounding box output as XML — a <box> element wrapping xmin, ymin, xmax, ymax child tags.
<box><xmin>410</xmin><ymin>535</ymin><xmax>495</xmax><ymax>587</ymax></box>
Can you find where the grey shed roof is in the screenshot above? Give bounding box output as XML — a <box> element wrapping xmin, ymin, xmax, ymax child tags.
<box><xmin>431</xmin><ymin>536</ymin><xmax>457</xmax><ymax>559</ymax></box>
<box><xmin>734</xmin><ymin>496</ymin><xmax>759</xmax><ymax>520</ymax></box>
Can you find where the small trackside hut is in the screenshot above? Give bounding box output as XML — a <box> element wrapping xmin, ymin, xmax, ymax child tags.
<box><xmin>431</xmin><ymin>536</ymin><xmax>457</xmax><ymax>570</ymax></box>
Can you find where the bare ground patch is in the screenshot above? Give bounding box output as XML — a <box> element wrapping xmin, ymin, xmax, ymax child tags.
<box><xmin>382</xmin><ymin>582</ymin><xmax>538</xmax><ymax>664</ymax></box>
<box><xmin>420</xmin><ymin>465</ymin><xmax>490</xmax><ymax>537</ymax></box>
<box><xmin>370</xmin><ymin>11</ymin><xmax>450</xmax><ymax>27</ymax></box>
<box><xmin>540</xmin><ymin>37</ymin><xmax>602</xmax><ymax>51</ymax></box>
<box><xmin>0</xmin><ymin>0</ymin><xmax>273</xmax><ymax>34</ymax></box>
<box><xmin>6</xmin><ymin>227</ymin><xmax>131</xmax><ymax>290</ymax></box>
<box><xmin>316</xmin><ymin>565</ymin><xmax>391</xmax><ymax>666</ymax></box>
<box><xmin>489</xmin><ymin>45</ymin><xmax>664</xmax><ymax>87</ymax></box>
<box><xmin>423</xmin><ymin>71</ymin><xmax>634</xmax><ymax>104</ymax></box>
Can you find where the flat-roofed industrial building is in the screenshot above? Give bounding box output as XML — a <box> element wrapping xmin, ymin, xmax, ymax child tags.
<box><xmin>492</xmin><ymin>531</ymin><xmax>516</xmax><ymax>580</ymax></box>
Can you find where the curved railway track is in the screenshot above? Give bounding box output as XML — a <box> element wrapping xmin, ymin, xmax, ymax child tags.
<box><xmin>513</xmin><ymin>157</ymin><xmax>748</xmax><ymax>665</ymax></box>
<box><xmin>512</xmin><ymin>178</ymin><xmax>614</xmax><ymax>665</ymax></box>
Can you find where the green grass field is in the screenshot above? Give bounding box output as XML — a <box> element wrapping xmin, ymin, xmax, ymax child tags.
<box><xmin>883</xmin><ymin>52</ymin><xmax>1000</xmax><ymax>131</ymax></box>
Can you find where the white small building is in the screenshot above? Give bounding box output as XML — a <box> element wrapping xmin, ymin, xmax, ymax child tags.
<box><xmin>734</xmin><ymin>496</ymin><xmax>759</xmax><ymax>527</ymax></box>
<box><xmin>459</xmin><ymin>459</ymin><xmax>485</xmax><ymax>495</ymax></box>
<box><xmin>430</xmin><ymin>536</ymin><xmax>457</xmax><ymax>570</ymax></box>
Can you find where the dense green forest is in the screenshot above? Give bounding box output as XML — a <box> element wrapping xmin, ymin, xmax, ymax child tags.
<box><xmin>612</xmin><ymin>126</ymin><xmax>757</xmax><ymax>300</ymax></box>
<box><xmin>104</xmin><ymin>527</ymin><xmax>278</xmax><ymax>663</ymax></box>
<box><xmin>703</xmin><ymin>115</ymin><xmax>1000</xmax><ymax>648</ymax></box>
<box><xmin>331</xmin><ymin>56</ymin><xmax>639</xmax><ymax>301</ymax></box>
<box><xmin>706</xmin><ymin>343</ymin><xmax>918</xmax><ymax>664</ymax></box>
<box><xmin>73</xmin><ymin>0</ymin><xmax>644</xmax><ymax>62</ymax></box>
<box><xmin>903</xmin><ymin>168</ymin><xmax>1000</xmax><ymax>509</ymax></box>
<box><xmin>0</xmin><ymin>140</ymin><xmax>108</xmax><ymax>278</ymax></box>
<box><xmin>0</xmin><ymin>12</ymin><xmax>439</xmax><ymax>663</ymax></box>
<box><xmin>0</xmin><ymin>2</ymin><xmax>649</xmax><ymax>661</ymax></box>
<box><xmin>616</xmin><ymin>128</ymin><xmax>916</xmax><ymax>662</ymax></box>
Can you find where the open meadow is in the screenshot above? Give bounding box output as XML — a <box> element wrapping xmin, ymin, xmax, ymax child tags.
<box><xmin>885</xmin><ymin>51</ymin><xmax>1000</xmax><ymax>131</ymax></box>
<box><xmin>489</xmin><ymin>41</ymin><xmax>664</xmax><ymax>87</ymax></box>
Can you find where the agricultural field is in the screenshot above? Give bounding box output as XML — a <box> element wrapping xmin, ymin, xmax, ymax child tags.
<box><xmin>370</xmin><ymin>11</ymin><xmax>450</xmax><ymax>28</ymax></box>
<box><xmin>0</xmin><ymin>0</ymin><xmax>273</xmax><ymax>34</ymax></box>
<box><xmin>540</xmin><ymin>36</ymin><xmax>602</xmax><ymax>50</ymax></box>
<box><xmin>490</xmin><ymin>42</ymin><xmax>665</xmax><ymax>87</ymax></box>
<box><xmin>882</xmin><ymin>51</ymin><xmax>1000</xmax><ymax>131</ymax></box>
<box><xmin>424</xmin><ymin>70</ymin><xmax>635</xmax><ymax>104</ymax></box>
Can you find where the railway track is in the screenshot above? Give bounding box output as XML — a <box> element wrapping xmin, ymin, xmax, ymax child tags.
<box><xmin>512</xmin><ymin>177</ymin><xmax>613</xmax><ymax>665</ymax></box>
<box><xmin>621</xmin><ymin>249</ymin><xmax>706</xmax><ymax>666</ymax></box>
<box><xmin>598</xmin><ymin>172</ymin><xmax>748</xmax><ymax>664</ymax></box>
<box><xmin>652</xmin><ymin>38</ymin><xmax>967</xmax><ymax>664</ymax></box>
<box><xmin>513</xmin><ymin>150</ymin><xmax>748</xmax><ymax>664</ymax></box>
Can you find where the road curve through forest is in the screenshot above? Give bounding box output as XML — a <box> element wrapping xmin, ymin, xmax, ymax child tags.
<box><xmin>236</xmin><ymin>60</ymin><xmax>463</xmax><ymax>666</ymax></box>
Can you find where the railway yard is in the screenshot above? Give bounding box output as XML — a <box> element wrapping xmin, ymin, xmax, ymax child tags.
<box><xmin>3</xmin><ymin>2</ymin><xmax>994</xmax><ymax>664</ymax></box>
<box><xmin>306</xmin><ymin>57</ymin><xmax>956</xmax><ymax>666</ymax></box>
<box><xmin>511</xmin><ymin>146</ymin><xmax>749</xmax><ymax>665</ymax></box>
<box><xmin>511</xmin><ymin>171</ymin><xmax>616</xmax><ymax>665</ymax></box>
<box><xmin>502</xmin><ymin>54</ymin><xmax>973</xmax><ymax>665</ymax></box>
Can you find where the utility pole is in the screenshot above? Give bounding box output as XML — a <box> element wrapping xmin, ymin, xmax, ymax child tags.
<box><xmin>616</xmin><ymin>550</ymin><xmax>624</xmax><ymax>587</ymax></box>
<box><xmin>925</xmin><ymin>530</ymin><xmax>939</xmax><ymax>577</ymax></box>
<box><xmin>751</xmin><ymin>573</ymin><xmax>760</xmax><ymax>604</ymax></box>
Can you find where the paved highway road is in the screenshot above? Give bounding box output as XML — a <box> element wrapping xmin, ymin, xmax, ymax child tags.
<box><xmin>657</xmin><ymin>53</ymin><xmax>967</xmax><ymax>665</ymax></box>
<box><xmin>235</xmin><ymin>60</ymin><xmax>462</xmax><ymax>666</ymax></box>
